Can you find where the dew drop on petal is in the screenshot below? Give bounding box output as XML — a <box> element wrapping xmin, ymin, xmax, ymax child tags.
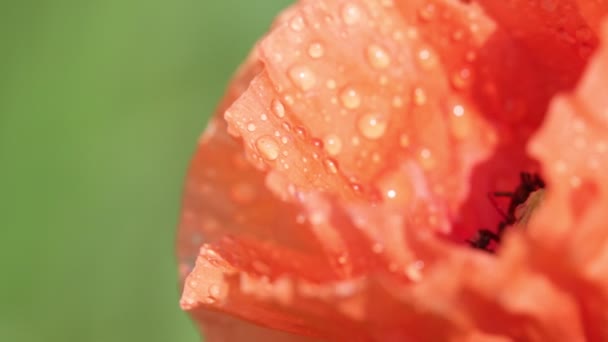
<box><xmin>326</xmin><ymin>79</ymin><xmax>337</xmax><ymax>89</ymax></box>
<box><xmin>256</xmin><ymin>136</ymin><xmax>280</xmax><ymax>161</ymax></box>
<box><xmin>289</xmin><ymin>65</ymin><xmax>317</xmax><ymax>91</ymax></box>
<box><xmin>341</xmin><ymin>3</ymin><xmax>362</xmax><ymax>25</ymax></box>
<box><xmin>284</xmin><ymin>94</ymin><xmax>295</xmax><ymax>106</ymax></box>
<box><xmin>324</xmin><ymin>158</ymin><xmax>339</xmax><ymax>174</ymax></box>
<box><xmin>323</xmin><ymin>134</ymin><xmax>343</xmax><ymax>156</ymax></box>
<box><xmin>412</xmin><ymin>87</ymin><xmax>427</xmax><ymax>106</ymax></box>
<box><xmin>308</xmin><ymin>42</ymin><xmax>325</xmax><ymax>59</ymax></box>
<box><xmin>416</xmin><ymin>47</ymin><xmax>437</xmax><ymax>69</ymax></box>
<box><xmin>358</xmin><ymin>113</ymin><xmax>387</xmax><ymax>140</ymax></box>
<box><xmin>311</xmin><ymin>138</ymin><xmax>324</xmax><ymax>149</ymax></box>
<box><xmin>295</xmin><ymin>126</ymin><xmax>307</xmax><ymax>139</ymax></box>
<box><xmin>449</xmin><ymin>104</ymin><xmax>472</xmax><ymax>139</ymax></box>
<box><xmin>247</xmin><ymin>123</ymin><xmax>256</xmax><ymax>132</ymax></box>
<box><xmin>452</xmin><ymin>104</ymin><xmax>464</xmax><ymax>117</ymax></box>
<box><xmin>272</xmin><ymin>99</ymin><xmax>285</xmax><ymax>118</ymax></box>
<box><xmin>366</xmin><ymin>44</ymin><xmax>391</xmax><ymax>69</ymax></box>
<box><xmin>350</xmin><ymin>182</ymin><xmax>363</xmax><ymax>193</ymax></box>
<box><xmin>418</xmin><ymin>148</ymin><xmax>436</xmax><ymax>170</ymax></box>
<box><xmin>289</xmin><ymin>15</ymin><xmax>305</xmax><ymax>31</ymax></box>
<box><xmin>339</xmin><ymin>86</ymin><xmax>362</xmax><ymax>109</ymax></box>
<box><xmin>451</xmin><ymin>68</ymin><xmax>472</xmax><ymax>90</ymax></box>
<box><xmin>405</xmin><ymin>260</ymin><xmax>424</xmax><ymax>282</ymax></box>
<box><xmin>208</xmin><ymin>284</ymin><xmax>221</xmax><ymax>299</ymax></box>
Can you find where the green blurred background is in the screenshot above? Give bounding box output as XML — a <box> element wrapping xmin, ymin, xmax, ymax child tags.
<box><xmin>0</xmin><ymin>0</ymin><xmax>292</xmax><ymax>340</ymax></box>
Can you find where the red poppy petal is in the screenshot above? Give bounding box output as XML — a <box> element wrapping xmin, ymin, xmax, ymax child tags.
<box><xmin>181</xmin><ymin>239</ymin><xmax>373</xmax><ymax>339</ymax></box>
<box><xmin>576</xmin><ymin>0</ymin><xmax>608</xmax><ymax>34</ymax></box>
<box><xmin>365</xmin><ymin>242</ymin><xmax>586</xmax><ymax>341</ymax></box>
<box><xmin>195</xmin><ymin>312</ymin><xmax>319</xmax><ymax>342</ymax></box>
<box><xmin>224</xmin><ymin>0</ymin><xmax>515</xmax><ymax>244</ymax></box>
<box><xmin>177</xmin><ymin>51</ymin><xmax>330</xmax><ymax>273</ymax></box>
<box><xmin>477</xmin><ymin>0</ymin><xmax>606</xmax><ymax>83</ymax></box>
<box><xmin>179</xmin><ymin>0</ymin><xmax>608</xmax><ymax>339</ymax></box>
<box><xmin>526</xmin><ymin>19</ymin><xmax>608</xmax><ymax>341</ymax></box>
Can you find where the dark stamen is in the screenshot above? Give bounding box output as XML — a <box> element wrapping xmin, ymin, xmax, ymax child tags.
<box><xmin>468</xmin><ymin>172</ymin><xmax>545</xmax><ymax>252</ymax></box>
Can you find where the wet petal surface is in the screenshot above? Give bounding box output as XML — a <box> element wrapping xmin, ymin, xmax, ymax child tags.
<box><xmin>178</xmin><ymin>1</ymin><xmax>608</xmax><ymax>340</ymax></box>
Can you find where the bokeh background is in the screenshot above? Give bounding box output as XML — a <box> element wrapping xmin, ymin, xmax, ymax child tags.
<box><xmin>0</xmin><ymin>0</ymin><xmax>292</xmax><ymax>340</ymax></box>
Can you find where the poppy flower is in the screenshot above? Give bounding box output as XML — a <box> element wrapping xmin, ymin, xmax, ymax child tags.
<box><xmin>177</xmin><ymin>0</ymin><xmax>608</xmax><ymax>340</ymax></box>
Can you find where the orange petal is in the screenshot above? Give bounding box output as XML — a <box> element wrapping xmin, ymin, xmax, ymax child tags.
<box><xmin>477</xmin><ymin>0</ymin><xmax>606</xmax><ymax>83</ymax></box>
<box><xmin>526</xmin><ymin>18</ymin><xmax>608</xmax><ymax>341</ymax></box>
<box><xmin>178</xmin><ymin>0</ymin><xmax>608</xmax><ymax>340</ymax></box>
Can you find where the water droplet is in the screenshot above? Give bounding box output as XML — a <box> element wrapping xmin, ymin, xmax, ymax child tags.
<box><xmin>386</xmin><ymin>189</ymin><xmax>397</xmax><ymax>199</ymax></box>
<box><xmin>358</xmin><ymin>112</ymin><xmax>387</xmax><ymax>140</ymax></box>
<box><xmin>308</xmin><ymin>42</ymin><xmax>324</xmax><ymax>58</ymax></box>
<box><xmin>311</xmin><ymin>138</ymin><xmax>323</xmax><ymax>149</ymax></box>
<box><xmin>412</xmin><ymin>87</ymin><xmax>427</xmax><ymax>106</ymax></box>
<box><xmin>418</xmin><ymin>148</ymin><xmax>435</xmax><ymax>170</ymax></box>
<box><xmin>272</xmin><ymin>99</ymin><xmax>285</xmax><ymax>118</ymax></box>
<box><xmin>366</xmin><ymin>44</ymin><xmax>391</xmax><ymax>69</ymax></box>
<box><xmin>208</xmin><ymin>284</ymin><xmax>221</xmax><ymax>298</ymax></box>
<box><xmin>189</xmin><ymin>280</ymin><xmax>199</xmax><ymax>288</ymax></box>
<box><xmin>452</xmin><ymin>104</ymin><xmax>464</xmax><ymax>117</ymax></box>
<box><xmin>260</xmin><ymin>113</ymin><xmax>268</xmax><ymax>121</ymax></box>
<box><xmin>350</xmin><ymin>182</ymin><xmax>363</xmax><ymax>193</ymax></box>
<box><xmin>289</xmin><ymin>65</ymin><xmax>317</xmax><ymax>91</ymax></box>
<box><xmin>256</xmin><ymin>136</ymin><xmax>280</xmax><ymax>161</ymax></box>
<box><xmin>324</xmin><ymin>134</ymin><xmax>343</xmax><ymax>156</ymax></box>
<box><xmin>451</xmin><ymin>68</ymin><xmax>472</xmax><ymax>90</ymax></box>
<box><xmin>449</xmin><ymin>105</ymin><xmax>471</xmax><ymax>140</ymax></box>
<box><xmin>247</xmin><ymin>123</ymin><xmax>256</xmax><ymax>132</ymax></box>
<box><xmin>405</xmin><ymin>260</ymin><xmax>424</xmax><ymax>282</ymax></box>
<box><xmin>339</xmin><ymin>86</ymin><xmax>361</xmax><ymax>109</ymax></box>
<box><xmin>416</xmin><ymin>47</ymin><xmax>437</xmax><ymax>69</ymax></box>
<box><xmin>341</xmin><ymin>3</ymin><xmax>362</xmax><ymax>25</ymax></box>
<box><xmin>289</xmin><ymin>16</ymin><xmax>305</xmax><ymax>31</ymax></box>
<box><xmin>284</xmin><ymin>94</ymin><xmax>295</xmax><ymax>105</ymax></box>
<box><xmin>295</xmin><ymin>126</ymin><xmax>307</xmax><ymax>139</ymax></box>
<box><xmin>324</xmin><ymin>158</ymin><xmax>339</xmax><ymax>174</ymax></box>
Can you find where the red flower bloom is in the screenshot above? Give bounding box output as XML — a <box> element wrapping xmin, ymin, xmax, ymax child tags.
<box><xmin>177</xmin><ymin>0</ymin><xmax>608</xmax><ymax>340</ymax></box>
